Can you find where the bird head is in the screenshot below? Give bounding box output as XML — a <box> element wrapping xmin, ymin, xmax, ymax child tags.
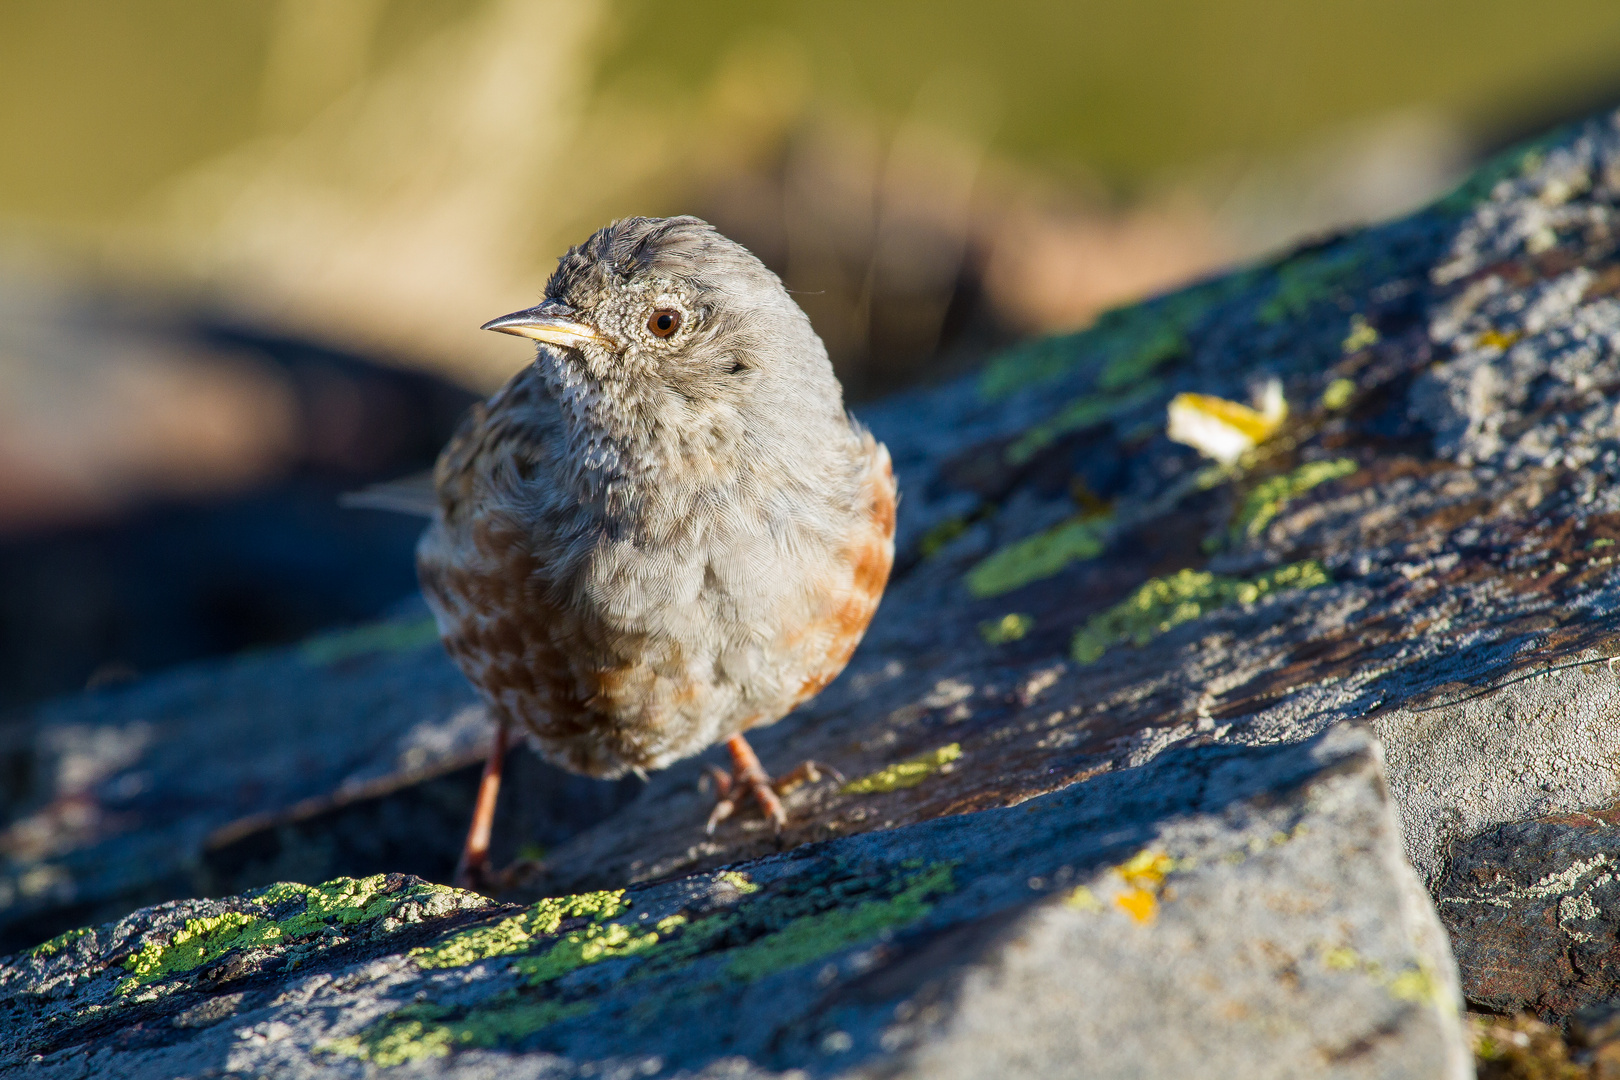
<box><xmin>482</xmin><ymin>216</ymin><xmax>837</xmax><ymax>413</ymax></box>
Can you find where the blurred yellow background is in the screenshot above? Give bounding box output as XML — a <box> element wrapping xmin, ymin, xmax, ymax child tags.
<box><xmin>2</xmin><ymin>0</ymin><xmax>1619</xmax><ymax>702</ymax></box>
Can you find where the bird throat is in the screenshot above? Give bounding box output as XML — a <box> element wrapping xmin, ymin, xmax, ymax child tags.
<box><xmin>535</xmin><ymin>346</ymin><xmax>744</xmax><ymax>512</ymax></box>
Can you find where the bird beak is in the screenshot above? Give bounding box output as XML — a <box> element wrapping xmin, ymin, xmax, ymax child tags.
<box><xmin>481</xmin><ymin>303</ymin><xmax>606</xmax><ymax>348</ymax></box>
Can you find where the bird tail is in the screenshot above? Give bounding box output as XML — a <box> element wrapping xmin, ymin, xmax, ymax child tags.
<box><xmin>339</xmin><ymin>471</ymin><xmax>438</xmax><ymax>517</ymax></box>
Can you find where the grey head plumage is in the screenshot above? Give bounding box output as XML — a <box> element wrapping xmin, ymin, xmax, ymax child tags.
<box><xmin>480</xmin><ymin>216</ymin><xmax>859</xmax><ymax>501</ymax></box>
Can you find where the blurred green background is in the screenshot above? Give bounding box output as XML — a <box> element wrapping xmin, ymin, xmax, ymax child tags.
<box><xmin>6</xmin><ymin>0</ymin><xmax>1620</xmax><ymax>224</ymax></box>
<box><xmin>5</xmin><ymin>0</ymin><xmax>1620</xmax><ymax>397</ymax></box>
<box><xmin>1</xmin><ymin>0</ymin><xmax>1618</xmax><ymax>703</ymax></box>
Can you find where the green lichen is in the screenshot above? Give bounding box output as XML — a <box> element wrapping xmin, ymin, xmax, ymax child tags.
<box><xmin>118</xmin><ymin>912</ymin><xmax>270</xmax><ymax>992</ymax></box>
<box><xmin>257</xmin><ymin>875</ymin><xmax>424</xmax><ymax>933</ymax></box>
<box><xmin>1070</xmin><ymin>561</ymin><xmax>1330</xmax><ymax>664</ymax></box>
<box><xmin>332</xmin><ymin>867</ymin><xmax>959</xmax><ymax>1068</ymax></box>
<box><xmin>324</xmin><ymin>998</ymin><xmax>593</xmax><ymax>1066</ymax></box>
<box><xmin>1257</xmin><ymin>246</ymin><xmax>1364</xmax><ymax>325</ymax></box>
<box><xmin>979</xmin><ymin>612</ymin><xmax>1033</xmax><ymax>645</ymax></box>
<box><xmin>965</xmin><ymin>516</ymin><xmax>1112</xmax><ymax>598</ymax></box>
<box><xmin>330</xmin><ymin>860</ymin><xmax>958</xmax><ymax>1067</ymax></box>
<box><xmin>511</xmin><ymin>920</ymin><xmax>661</xmax><ymax>986</ymax></box>
<box><xmin>410</xmin><ymin>890</ymin><xmax>628</xmax><ymax>970</ymax></box>
<box><xmin>723</xmin><ymin>861</ymin><xmax>955</xmax><ymax>981</ymax></box>
<box><xmin>117</xmin><ymin>875</ymin><xmax>442</xmax><ymax>993</ymax></box>
<box><xmin>301</xmin><ymin>616</ymin><xmax>440</xmax><ymax>665</ymax></box>
<box><xmin>1229</xmin><ymin>459</ymin><xmax>1357</xmax><ymax>544</ymax></box>
<box><xmin>28</xmin><ymin>925</ymin><xmax>93</xmax><ymax>959</ymax></box>
<box><xmin>1320</xmin><ymin>945</ymin><xmax>1445</xmax><ymax>1006</ymax></box>
<box><xmin>1003</xmin><ymin>382</ymin><xmax>1164</xmax><ymax>466</ymax></box>
<box><xmin>919</xmin><ymin>515</ymin><xmax>970</xmax><ymax>557</ymax></box>
<box><xmin>979</xmin><ymin>271</ymin><xmax>1254</xmax><ymax>401</ymax></box>
<box><xmin>1434</xmin><ymin>119</ymin><xmax>1581</xmax><ymax>215</ymax></box>
<box><xmin>842</xmin><ymin>744</ymin><xmax>962</xmax><ymax>794</ymax></box>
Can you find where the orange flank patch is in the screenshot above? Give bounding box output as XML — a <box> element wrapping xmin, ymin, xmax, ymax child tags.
<box><xmin>794</xmin><ymin>668</ymin><xmax>839</xmax><ymax>705</ymax></box>
<box><xmin>787</xmin><ymin>449</ymin><xmax>897</xmax><ymax>709</ymax></box>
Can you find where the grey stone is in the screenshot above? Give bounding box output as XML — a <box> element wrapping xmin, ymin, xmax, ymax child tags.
<box><xmin>1437</xmin><ymin>801</ymin><xmax>1620</xmax><ymax>1021</ymax></box>
<box><xmin>0</xmin><ymin>728</ymin><xmax>1468</xmax><ymax>1079</ymax></box>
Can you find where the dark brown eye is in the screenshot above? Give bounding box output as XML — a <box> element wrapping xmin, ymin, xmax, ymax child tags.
<box><xmin>648</xmin><ymin>309</ymin><xmax>681</xmax><ymax>338</ymax></box>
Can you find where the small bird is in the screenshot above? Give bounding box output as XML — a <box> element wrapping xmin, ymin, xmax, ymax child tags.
<box><xmin>412</xmin><ymin>217</ymin><xmax>896</xmax><ymax>888</ymax></box>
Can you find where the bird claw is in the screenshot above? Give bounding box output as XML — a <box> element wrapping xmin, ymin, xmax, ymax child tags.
<box><xmin>703</xmin><ymin>774</ymin><xmax>783</xmax><ymax>834</ymax></box>
<box><xmin>771</xmin><ymin>760</ymin><xmax>845</xmax><ymax>795</ymax></box>
<box><xmin>701</xmin><ymin>747</ymin><xmax>839</xmax><ymax>835</ymax></box>
<box><xmin>702</xmin><ymin>764</ymin><xmax>734</xmax><ymax>800</ymax></box>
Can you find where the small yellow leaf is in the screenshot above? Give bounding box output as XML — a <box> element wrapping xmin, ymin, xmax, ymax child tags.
<box><xmin>1166</xmin><ymin>379</ymin><xmax>1286</xmax><ymax>465</ymax></box>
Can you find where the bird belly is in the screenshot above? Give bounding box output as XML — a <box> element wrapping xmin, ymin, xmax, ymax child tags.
<box><xmin>417</xmin><ymin>444</ymin><xmax>895</xmax><ymax>780</ymax></box>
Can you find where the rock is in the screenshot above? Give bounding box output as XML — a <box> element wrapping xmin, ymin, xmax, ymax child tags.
<box><xmin>0</xmin><ymin>623</ymin><xmax>640</xmax><ymax>955</ymax></box>
<box><xmin>1439</xmin><ymin>804</ymin><xmax>1620</xmax><ymax>1020</ymax></box>
<box><xmin>10</xmin><ymin>103</ymin><xmax>1620</xmax><ymax>1072</ymax></box>
<box><xmin>0</xmin><ymin>728</ymin><xmax>1470</xmax><ymax>1079</ymax></box>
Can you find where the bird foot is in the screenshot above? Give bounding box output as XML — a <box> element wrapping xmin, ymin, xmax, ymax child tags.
<box><xmin>703</xmin><ymin>734</ymin><xmax>842</xmax><ymax>834</ymax></box>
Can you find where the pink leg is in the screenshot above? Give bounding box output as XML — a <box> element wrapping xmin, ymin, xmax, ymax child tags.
<box><xmin>455</xmin><ymin>718</ymin><xmax>510</xmax><ymax>891</ymax></box>
<box><xmin>704</xmin><ymin>734</ymin><xmax>843</xmax><ymax>834</ymax></box>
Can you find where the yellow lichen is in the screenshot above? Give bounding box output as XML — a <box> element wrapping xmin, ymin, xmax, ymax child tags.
<box><xmin>717</xmin><ymin>871</ymin><xmax>760</xmax><ymax>894</ymax></box>
<box><xmin>1113</xmin><ymin>888</ymin><xmax>1158</xmax><ymax>923</ymax></box>
<box><xmin>1341</xmin><ymin>314</ymin><xmax>1379</xmax><ymax>353</ymax></box>
<box><xmin>1320</xmin><ymin>378</ymin><xmax>1356</xmax><ymax>411</ymax></box>
<box><xmin>1108</xmin><ymin>849</ymin><xmax>1176</xmax><ymax>924</ymax></box>
<box><xmin>1116</xmin><ymin>850</ymin><xmax>1175</xmax><ymax>889</ymax></box>
<box><xmin>979</xmin><ymin>613</ymin><xmax>1034</xmax><ymax>645</ymax></box>
<box><xmin>1064</xmin><ymin>886</ymin><xmax>1103</xmax><ymax>912</ymax></box>
<box><xmin>1476</xmin><ymin>328</ymin><xmax>1522</xmax><ymax>350</ymax></box>
<box><xmin>842</xmin><ymin>744</ymin><xmax>963</xmax><ymax>795</ymax></box>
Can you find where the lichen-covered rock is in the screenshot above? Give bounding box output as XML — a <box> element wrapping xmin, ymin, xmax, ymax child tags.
<box><xmin>0</xmin><ymin>620</ymin><xmax>640</xmax><ymax>955</ymax></box>
<box><xmin>9</xmin><ymin>103</ymin><xmax>1620</xmax><ymax>1073</ymax></box>
<box><xmin>1439</xmin><ymin>804</ymin><xmax>1620</xmax><ymax>1021</ymax></box>
<box><xmin>0</xmin><ymin>729</ymin><xmax>1468</xmax><ymax>1078</ymax></box>
<box><xmin>534</xmin><ymin>106</ymin><xmax>1620</xmax><ymax>904</ymax></box>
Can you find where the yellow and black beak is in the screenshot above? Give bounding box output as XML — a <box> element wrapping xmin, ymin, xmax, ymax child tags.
<box><xmin>481</xmin><ymin>302</ymin><xmax>606</xmax><ymax>349</ymax></box>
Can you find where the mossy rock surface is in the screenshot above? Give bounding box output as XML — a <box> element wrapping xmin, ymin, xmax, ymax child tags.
<box><xmin>9</xmin><ymin>105</ymin><xmax>1620</xmax><ymax>1077</ymax></box>
<box><xmin>1</xmin><ymin>730</ymin><xmax>1469</xmax><ymax>1078</ymax></box>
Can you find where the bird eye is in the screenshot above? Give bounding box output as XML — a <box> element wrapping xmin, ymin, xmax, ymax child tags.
<box><xmin>648</xmin><ymin>309</ymin><xmax>682</xmax><ymax>338</ymax></box>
